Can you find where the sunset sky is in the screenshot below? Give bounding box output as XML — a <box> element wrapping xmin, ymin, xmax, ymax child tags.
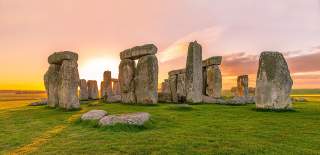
<box><xmin>0</xmin><ymin>0</ymin><xmax>320</xmax><ymax>90</ymax></box>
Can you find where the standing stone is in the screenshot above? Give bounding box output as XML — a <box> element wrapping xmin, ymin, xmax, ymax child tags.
<box><xmin>103</xmin><ymin>71</ymin><xmax>113</xmax><ymax>98</ymax></box>
<box><xmin>231</xmin><ymin>87</ymin><xmax>237</xmax><ymax>97</ymax></box>
<box><xmin>58</xmin><ymin>60</ymin><xmax>80</xmax><ymax>110</ymax></box>
<box><xmin>206</xmin><ymin>65</ymin><xmax>222</xmax><ymax>98</ymax></box>
<box><xmin>112</xmin><ymin>80</ymin><xmax>121</xmax><ymax>96</ymax></box>
<box><xmin>119</xmin><ymin>59</ymin><xmax>136</xmax><ymax>103</ymax></box>
<box><xmin>185</xmin><ymin>41</ymin><xmax>203</xmax><ymax>103</ymax></box>
<box><xmin>87</xmin><ymin>80</ymin><xmax>99</xmax><ymax>100</ymax></box>
<box><xmin>135</xmin><ymin>55</ymin><xmax>158</xmax><ymax>104</ymax></box>
<box><xmin>169</xmin><ymin>75</ymin><xmax>178</xmax><ymax>103</ymax></box>
<box><xmin>255</xmin><ymin>51</ymin><xmax>293</xmax><ymax>110</ymax></box>
<box><xmin>161</xmin><ymin>79</ymin><xmax>171</xmax><ymax>94</ymax></box>
<box><xmin>79</xmin><ymin>79</ymin><xmax>88</xmax><ymax>100</ymax></box>
<box><xmin>44</xmin><ymin>64</ymin><xmax>60</xmax><ymax>107</ymax></box>
<box><xmin>100</xmin><ymin>81</ymin><xmax>105</xmax><ymax>99</ymax></box>
<box><xmin>176</xmin><ymin>73</ymin><xmax>186</xmax><ymax>102</ymax></box>
<box><xmin>237</xmin><ymin>75</ymin><xmax>249</xmax><ymax>97</ymax></box>
<box><xmin>202</xmin><ymin>68</ymin><xmax>207</xmax><ymax>95</ymax></box>
<box><xmin>249</xmin><ymin>87</ymin><xmax>256</xmax><ymax>96</ymax></box>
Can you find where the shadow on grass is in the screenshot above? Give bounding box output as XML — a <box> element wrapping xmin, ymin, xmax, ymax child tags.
<box><xmin>75</xmin><ymin>118</ymin><xmax>155</xmax><ymax>132</ymax></box>
<box><xmin>167</xmin><ymin>104</ymin><xmax>194</xmax><ymax>111</ymax></box>
<box><xmin>253</xmin><ymin>108</ymin><xmax>297</xmax><ymax>113</ymax></box>
<box><xmin>43</xmin><ymin>106</ymin><xmax>82</xmax><ymax>112</ymax></box>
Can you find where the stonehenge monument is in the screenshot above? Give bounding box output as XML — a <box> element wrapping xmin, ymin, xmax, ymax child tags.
<box><xmin>185</xmin><ymin>41</ymin><xmax>203</xmax><ymax>103</ymax></box>
<box><xmin>102</xmin><ymin>71</ymin><xmax>113</xmax><ymax>98</ymax></box>
<box><xmin>168</xmin><ymin>69</ymin><xmax>186</xmax><ymax>103</ymax></box>
<box><xmin>44</xmin><ymin>51</ymin><xmax>80</xmax><ymax>110</ymax></box>
<box><xmin>236</xmin><ymin>75</ymin><xmax>249</xmax><ymax>97</ymax></box>
<box><xmin>255</xmin><ymin>51</ymin><xmax>293</xmax><ymax>110</ymax></box>
<box><xmin>119</xmin><ymin>44</ymin><xmax>159</xmax><ymax>104</ymax></box>
<box><xmin>112</xmin><ymin>79</ymin><xmax>121</xmax><ymax>96</ymax></box>
<box><xmin>203</xmin><ymin>56</ymin><xmax>222</xmax><ymax>98</ymax></box>
<box><xmin>79</xmin><ymin>79</ymin><xmax>89</xmax><ymax>100</ymax></box>
<box><xmin>87</xmin><ymin>80</ymin><xmax>99</xmax><ymax>100</ymax></box>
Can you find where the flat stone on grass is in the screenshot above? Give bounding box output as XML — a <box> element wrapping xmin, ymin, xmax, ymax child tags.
<box><xmin>99</xmin><ymin>112</ymin><xmax>150</xmax><ymax>126</ymax></box>
<box><xmin>81</xmin><ymin>110</ymin><xmax>108</xmax><ymax>121</ymax></box>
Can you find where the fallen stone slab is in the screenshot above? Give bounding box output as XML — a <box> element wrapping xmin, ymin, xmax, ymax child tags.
<box><xmin>202</xmin><ymin>96</ymin><xmax>254</xmax><ymax>105</ymax></box>
<box><xmin>81</xmin><ymin>110</ymin><xmax>108</xmax><ymax>121</ymax></box>
<box><xmin>99</xmin><ymin>112</ymin><xmax>150</xmax><ymax>126</ymax></box>
<box><xmin>48</xmin><ymin>51</ymin><xmax>78</xmax><ymax>64</ymax></box>
<box><xmin>120</xmin><ymin>44</ymin><xmax>157</xmax><ymax>60</ymax></box>
<box><xmin>29</xmin><ymin>100</ymin><xmax>48</xmax><ymax>106</ymax></box>
<box><xmin>158</xmin><ymin>92</ymin><xmax>172</xmax><ymax>103</ymax></box>
<box><xmin>202</xmin><ymin>56</ymin><xmax>222</xmax><ymax>67</ymax></box>
<box><xmin>106</xmin><ymin>95</ymin><xmax>121</xmax><ymax>103</ymax></box>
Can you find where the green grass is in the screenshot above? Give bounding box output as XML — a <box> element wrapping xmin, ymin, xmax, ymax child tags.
<box><xmin>0</xmin><ymin>97</ymin><xmax>320</xmax><ymax>154</ymax></box>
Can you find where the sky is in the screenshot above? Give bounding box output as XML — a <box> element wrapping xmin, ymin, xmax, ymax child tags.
<box><xmin>0</xmin><ymin>0</ymin><xmax>320</xmax><ymax>90</ymax></box>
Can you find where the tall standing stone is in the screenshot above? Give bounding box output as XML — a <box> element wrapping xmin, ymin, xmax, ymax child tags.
<box><xmin>176</xmin><ymin>73</ymin><xmax>186</xmax><ymax>102</ymax></box>
<box><xmin>237</xmin><ymin>75</ymin><xmax>249</xmax><ymax>97</ymax></box>
<box><xmin>161</xmin><ymin>79</ymin><xmax>171</xmax><ymax>94</ymax></box>
<box><xmin>169</xmin><ymin>75</ymin><xmax>178</xmax><ymax>103</ymax></box>
<box><xmin>87</xmin><ymin>80</ymin><xmax>99</xmax><ymax>100</ymax></box>
<box><xmin>79</xmin><ymin>79</ymin><xmax>89</xmax><ymax>100</ymax></box>
<box><xmin>102</xmin><ymin>71</ymin><xmax>113</xmax><ymax>98</ymax></box>
<box><xmin>58</xmin><ymin>60</ymin><xmax>80</xmax><ymax>109</ymax></box>
<box><xmin>44</xmin><ymin>64</ymin><xmax>61</xmax><ymax>107</ymax></box>
<box><xmin>135</xmin><ymin>55</ymin><xmax>158</xmax><ymax>104</ymax></box>
<box><xmin>255</xmin><ymin>51</ymin><xmax>293</xmax><ymax>110</ymax></box>
<box><xmin>185</xmin><ymin>41</ymin><xmax>203</xmax><ymax>103</ymax></box>
<box><xmin>119</xmin><ymin>59</ymin><xmax>136</xmax><ymax>103</ymax></box>
<box><xmin>112</xmin><ymin>80</ymin><xmax>121</xmax><ymax>95</ymax></box>
<box><xmin>100</xmin><ymin>81</ymin><xmax>105</xmax><ymax>99</ymax></box>
<box><xmin>206</xmin><ymin>65</ymin><xmax>222</xmax><ymax>98</ymax></box>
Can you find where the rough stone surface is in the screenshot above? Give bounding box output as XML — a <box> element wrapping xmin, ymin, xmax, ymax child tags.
<box><xmin>79</xmin><ymin>79</ymin><xmax>88</xmax><ymax>100</ymax></box>
<box><xmin>112</xmin><ymin>80</ymin><xmax>121</xmax><ymax>96</ymax></box>
<box><xmin>237</xmin><ymin>75</ymin><xmax>249</xmax><ymax>97</ymax></box>
<box><xmin>203</xmin><ymin>96</ymin><xmax>254</xmax><ymax>105</ymax></box>
<box><xmin>100</xmin><ymin>81</ymin><xmax>105</xmax><ymax>99</ymax></box>
<box><xmin>185</xmin><ymin>41</ymin><xmax>203</xmax><ymax>103</ymax></box>
<box><xmin>44</xmin><ymin>64</ymin><xmax>60</xmax><ymax>107</ymax></box>
<box><xmin>161</xmin><ymin>79</ymin><xmax>171</xmax><ymax>94</ymax></box>
<box><xmin>176</xmin><ymin>73</ymin><xmax>186</xmax><ymax>102</ymax></box>
<box><xmin>48</xmin><ymin>51</ymin><xmax>78</xmax><ymax>64</ymax></box>
<box><xmin>135</xmin><ymin>55</ymin><xmax>158</xmax><ymax>104</ymax></box>
<box><xmin>99</xmin><ymin>112</ymin><xmax>150</xmax><ymax>126</ymax></box>
<box><xmin>120</xmin><ymin>44</ymin><xmax>157</xmax><ymax>60</ymax></box>
<box><xmin>202</xmin><ymin>68</ymin><xmax>207</xmax><ymax>95</ymax></box>
<box><xmin>255</xmin><ymin>51</ymin><xmax>293</xmax><ymax>110</ymax></box>
<box><xmin>169</xmin><ymin>75</ymin><xmax>178</xmax><ymax>103</ymax></box>
<box><xmin>81</xmin><ymin>110</ymin><xmax>107</xmax><ymax>121</ymax></box>
<box><xmin>58</xmin><ymin>60</ymin><xmax>80</xmax><ymax>110</ymax></box>
<box><xmin>106</xmin><ymin>95</ymin><xmax>121</xmax><ymax>103</ymax></box>
<box><xmin>206</xmin><ymin>65</ymin><xmax>222</xmax><ymax>98</ymax></box>
<box><xmin>158</xmin><ymin>92</ymin><xmax>172</xmax><ymax>103</ymax></box>
<box><xmin>119</xmin><ymin>59</ymin><xmax>136</xmax><ymax>103</ymax></box>
<box><xmin>202</xmin><ymin>56</ymin><xmax>222</xmax><ymax>67</ymax></box>
<box><xmin>87</xmin><ymin>80</ymin><xmax>99</xmax><ymax>100</ymax></box>
<box><xmin>102</xmin><ymin>71</ymin><xmax>113</xmax><ymax>98</ymax></box>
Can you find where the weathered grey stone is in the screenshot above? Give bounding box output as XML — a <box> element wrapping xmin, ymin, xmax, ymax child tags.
<box><xmin>185</xmin><ymin>41</ymin><xmax>203</xmax><ymax>103</ymax></box>
<box><xmin>161</xmin><ymin>79</ymin><xmax>171</xmax><ymax>93</ymax></box>
<box><xmin>135</xmin><ymin>55</ymin><xmax>158</xmax><ymax>104</ymax></box>
<box><xmin>102</xmin><ymin>71</ymin><xmax>113</xmax><ymax>98</ymax></box>
<box><xmin>168</xmin><ymin>69</ymin><xmax>185</xmax><ymax>76</ymax></box>
<box><xmin>87</xmin><ymin>80</ymin><xmax>99</xmax><ymax>100</ymax></box>
<box><xmin>120</xmin><ymin>44</ymin><xmax>157</xmax><ymax>60</ymax></box>
<box><xmin>176</xmin><ymin>73</ymin><xmax>186</xmax><ymax>102</ymax></box>
<box><xmin>202</xmin><ymin>95</ymin><xmax>226</xmax><ymax>104</ymax></box>
<box><xmin>79</xmin><ymin>79</ymin><xmax>88</xmax><ymax>100</ymax></box>
<box><xmin>99</xmin><ymin>112</ymin><xmax>150</xmax><ymax>126</ymax></box>
<box><xmin>202</xmin><ymin>56</ymin><xmax>222</xmax><ymax>67</ymax></box>
<box><xmin>255</xmin><ymin>51</ymin><xmax>293</xmax><ymax>110</ymax></box>
<box><xmin>58</xmin><ymin>60</ymin><xmax>80</xmax><ymax>110</ymax></box>
<box><xmin>106</xmin><ymin>95</ymin><xmax>121</xmax><ymax>103</ymax></box>
<box><xmin>112</xmin><ymin>80</ymin><xmax>121</xmax><ymax>96</ymax></box>
<box><xmin>169</xmin><ymin>75</ymin><xmax>178</xmax><ymax>103</ymax></box>
<box><xmin>119</xmin><ymin>59</ymin><xmax>136</xmax><ymax>103</ymax></box>
<box><xmin>202</xmin><ymin>68</ymin><xmax>207</xmax><ymax>95</ymax></box>
<box><xmin>81</xmin><ymin>110</ymin><xmax>107</xmax><ymax>121</ymax></box>
<box><xmin>203</xmin><ymin>95</ymin><xmax>254</xmax><ymax>105</ymax></box>
<box><xmin>206</xmin><ymin>65</ymin><xmax>222</xmax><ymax>98</ymax></box>
<box><xmin>48</xmin><ymin>51</ymin><xmax>78</xmax><ymax>64</ymax></box>
<box><xmin>158</xmin><ymin>92</ymin><xmax>172</xmax><ymax>103</ymax></box>
<box><xmin>44</xmin><ymin>64</ymin><xmax>60</xmax><ymax>107</ymax></box>
<box><xmin>237</xmin><ymin>75</ymin><xmax>249</xmax><ymax>97</ymax></box>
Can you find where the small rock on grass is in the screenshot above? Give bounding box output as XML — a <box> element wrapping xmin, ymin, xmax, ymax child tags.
<box><xmin>99</xmin><ymin>112</ymin><xmax>150</xmax><ymax>126</ymax></box>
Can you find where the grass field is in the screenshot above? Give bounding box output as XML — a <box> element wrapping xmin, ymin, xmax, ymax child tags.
<box><xmin>0</xmin><ymin>93</ymin><xmax>319</xmax><ymax>154</ymax></box>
